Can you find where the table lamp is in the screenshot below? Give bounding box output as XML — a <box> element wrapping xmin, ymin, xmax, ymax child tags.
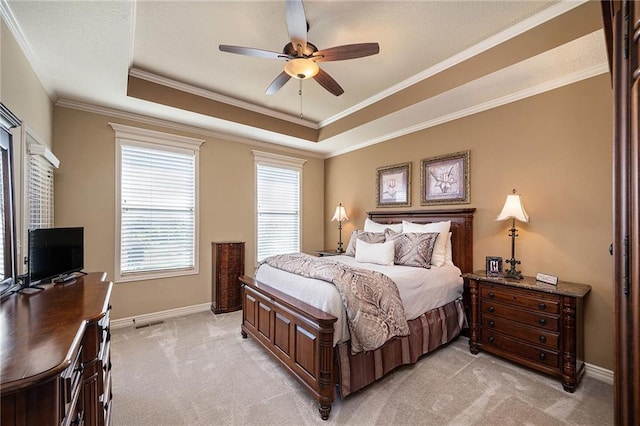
<box><xmin>331</xmin><ymin>203</ymin><xmax>349</xmax><ymax>254</ymax></box>
<box><xmin>496</xmin><ymin>189</ymin><xmax>529</xmax><ymax>279</ymax></box>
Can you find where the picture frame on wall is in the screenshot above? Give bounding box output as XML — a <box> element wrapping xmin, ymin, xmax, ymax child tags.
<box><xmin>486</xmin><ymin>256</ymin><xmax>503</xmax><ymax>277</ymax></box>
<box><xmin>420</xmin><ymin>150</ymin><xmax>470</xmax><ymax>205</ymax></box>
<box><xmin>376</xmin><ymin>162</ymin><xmax>411</xmax><ymax>208</ymax></box>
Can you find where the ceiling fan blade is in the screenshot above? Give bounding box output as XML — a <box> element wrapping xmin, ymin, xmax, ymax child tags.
<box><xmin>312</xmin><ymin>43</ymin><xmax>380</xmax><ymax>62</ymax></box>
<box><xmin>266</xmin><ymin>72</ymin><xmax>292</xmax><ymax>95</ymax></box>
<box><xmin>286</xmin><ymin>0</ymin><xmax>307</xmax><ymax>56</ymax></box>
<box><xmin>219</xmin><ymin>45</ymin><xmax>287</xmax><ymax>60</ymax></box>
<box><xmin>313</xmin><ymin>68</ymin><xmax>344</xmax><ymax>96</ymax></box>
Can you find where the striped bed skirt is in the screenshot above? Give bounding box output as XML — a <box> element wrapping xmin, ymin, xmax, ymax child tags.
<box><xmin>335</xmin><ymin>298</ymin><xmax>465</xmax><ymax>398</ymax></box>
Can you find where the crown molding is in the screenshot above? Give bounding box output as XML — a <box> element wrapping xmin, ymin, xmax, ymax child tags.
<box><xmin>129</xmin><ymin>68</ymin><xmax>319</xmax><ymax>130</ymax></box>
<box><xmin>54</xmin><ymin>98</ymin><xmax>325</xmax><ymax>159</ymax></box>
<box><xmin>318</xmin><ymin>0</ymin><xmax>588</xmax><ymax>128</ymax></box>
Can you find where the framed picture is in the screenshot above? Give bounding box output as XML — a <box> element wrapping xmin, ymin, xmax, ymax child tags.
<box><xmin>376</xmin><ymin>162</ymin><xmax>411</xmax><ymax>207</ymax></box>
<box><xmin>486</xmin><ymin>256</ymin><xmax>503</xmax><ymax>277</ymax></box>
<box><xmin>420</xmin><ymin>150</ymin><xmax>470</xmax><ymax>205</ymax></box>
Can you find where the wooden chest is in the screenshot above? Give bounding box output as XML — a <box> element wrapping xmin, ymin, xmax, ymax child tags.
<box><xmin>211</xmin><ymin>242</ymin><xmax>245</xmax><ymax>314</ymax></box>
<box><xmin>465</xmin><ymin>272</ymin><xmax>591</xmax><ymax>392</ymax></box>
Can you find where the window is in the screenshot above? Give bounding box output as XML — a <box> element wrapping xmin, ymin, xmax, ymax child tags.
<box><xmin>254</xmin><ymin>151</ymin><xmax>306</xmax><ymax>262</ymax></box>
<box><xmin>111</xmin><ymin>123</ymin><xmax>203</xmax><ymax>282</ymax></box>
<box><xmin>27</xmin><ymin>140</ymin><xmax>59</xmax><ymax>230</ymax></box>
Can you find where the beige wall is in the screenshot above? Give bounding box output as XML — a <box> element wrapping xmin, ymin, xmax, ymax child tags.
<box><xmin>1</xmin><ymin>21</ymin><xmax>53</xmax><ymax>147</ymax></box>
<box><xmin>1</xmin><ymin>19</ymin><xmax>54</xmax><ymax>266</ymax></box>
<box><xmin>53</xmin><ymin>107</ymin><xmax>324</xmax><ymax>320</ymax></box>
<box><xmin>325</xmin><ymin>75</ymin><xmax>614</xmax><ymax>370</ymax></box>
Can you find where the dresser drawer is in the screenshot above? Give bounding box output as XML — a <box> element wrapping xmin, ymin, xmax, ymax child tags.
<box><xmin>480</xmin><ymin>300</ymin><xmax>559</xmax><ymax>332</ymax></box>
<box><xmin>480</xmin><ymin>330</ymin><xmax>560</xmax><ymax>369</ymax></box>
<box><xmin>481</xmin><ymin>314</ymin><xmax>559</xmax><ymax>350</ymax></box>
<box><xmin>480</xmin><ymin>284</ymin><xmax>560</xmax><ymax>314</ymax></box>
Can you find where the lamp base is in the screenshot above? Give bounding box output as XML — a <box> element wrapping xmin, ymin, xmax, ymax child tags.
<box><xmin>336</xmin><ymin>248</ymin><xmax>344</xmax><ymax>254</ymax></box>
<box><xmin>504</xmin><ymin>257</ymin><xmax>523</xmax><ymax>280</ymax></box>
<box><xmin>503</xmin><ymin>269</ymin><xmax>524</xmax><ymax>280</ymax></box>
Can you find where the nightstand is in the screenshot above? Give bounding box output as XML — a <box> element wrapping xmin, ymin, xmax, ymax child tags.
<box><xmin>463</xmin><ymin>271</ymin><xmax>591</xmax><ymax>392</ymax></box>
<box><xmin>314</xmin><ymin>249</ymin><xmax>343</xmax><ymax>257</ymax></box>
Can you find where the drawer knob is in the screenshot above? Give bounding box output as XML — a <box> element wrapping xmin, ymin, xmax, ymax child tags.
<box><xmin>488</xmin><ymin>320</ymin><xmax>495</xmax><ymax>328</ymax></box>
<box><xmin>538</xmin><ymin>302</ymin><xmax>547</xmax><ymax>310</ymax></box>
<box><xmin>488</xmin><ymin>336</ymin><xmax>495</xmax><ymax>343</ymax></box>
<box><xmin>488</xmin><ymin>292</ymin><xmax>495</xmax><ymax>298</ymax></box>
<box><xmin>539</xmin><ymin>352</ymin><xmax>547</xmax><ymax>360</ymax></box>
<box><xmin>539</xmin><ymin>335</ymin><xmax>547</xmax><ymax>343</ymax></box>
<box><xmin>488</xmin><ymin>306</ymin><xmax>495</xmax><ymax>313</ymax></box>
<box><xmin>539</xmin><ymin>318</ymin><xmax>547</xmax><ymax>326</ymax></box>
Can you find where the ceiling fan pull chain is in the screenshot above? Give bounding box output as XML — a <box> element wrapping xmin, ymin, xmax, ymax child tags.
<box><xmin>299</xmin><ymin>79</ymin><xmax>303</xmax><ymax>119</ymax></box>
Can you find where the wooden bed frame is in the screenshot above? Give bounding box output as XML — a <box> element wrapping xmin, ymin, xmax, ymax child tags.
<box><xmin>239</xmin><ymin>208</ymin><xmax>475</xmax><ymax>420</ymax></box>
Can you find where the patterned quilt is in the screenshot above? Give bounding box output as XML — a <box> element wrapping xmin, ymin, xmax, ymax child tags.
<box><xmin>258</xmin><ymin>253</ymin><xmax>409</xmax><ymax>353</ymax></box>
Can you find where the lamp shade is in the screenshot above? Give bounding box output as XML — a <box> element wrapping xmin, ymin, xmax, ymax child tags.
<box><xmin>331</xmin><ymin>204</ymin><xmax>349</xmax><ymax>222</ymax></box>
<box><xmin>284</xmin><ymin>58</ymin><xmax>319</xmax><ymax>80</ymax></box>
<box><xmin>496</xmin><ymin>192</ymin><xmax>529</xmax><ymax>223</ymax></box>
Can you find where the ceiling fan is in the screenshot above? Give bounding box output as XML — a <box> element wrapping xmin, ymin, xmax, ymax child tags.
<box><xmin>219</xmin><ymin>0</ymin><xmax>380</xmax><ymax>97</ymax></box>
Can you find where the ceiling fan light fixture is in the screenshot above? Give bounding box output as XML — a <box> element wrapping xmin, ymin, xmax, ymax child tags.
<box><xmin>284</xmin><ymin>58</ymin><xmax>319</xmax><ymax>79</ymax></box>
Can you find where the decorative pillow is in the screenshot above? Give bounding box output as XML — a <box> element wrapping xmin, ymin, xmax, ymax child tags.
<box><xmin>445</xmin><ymin>232</ymin><xmax>454</xmax><ymax>265</ymax></box>
<box><xmin>384</xmin><ymin>230</ymin><xmax>439</xmax><ymax>268</ymax></box>
<box><xmin>355</xmin><ymin>239</ymin><xmax>395</xmax><ymax>266</ymax></box>
<box><xmin>401</xmin><ymin>220</ymin><xmax>451</xmax><ymax>267</ymax></box>
<box><xmin>363</xmin><ymin>218</ymin><xmax>403</xmax><ymax>233</ymax></box>
<box><xmin>345</xmin><ymin>230</ymin><xmax>386</xmax><ymax>256</ymax></box>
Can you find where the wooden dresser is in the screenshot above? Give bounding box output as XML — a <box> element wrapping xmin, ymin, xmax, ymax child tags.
<box><xmin>0</xmin><ymin>272</ymin><xmax>113</xmax><ymax>426</ymax></box>
<box><xmin>464</xmin><ymin>271</ymin><xmax>591</xmax><ymax>392</ymax></box>
<box><xmin>211</xmin><ymin>241</ymin><xmax>245</xmax><ymax>314</ymax></box>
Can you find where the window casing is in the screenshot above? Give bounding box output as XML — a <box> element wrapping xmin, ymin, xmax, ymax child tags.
<box><xmin>254</xmin><ymin>151</ymin><xmax>306</xmax><ymax>262</ymax></box>
<box><xmin>112</xmin><ymin>123</ymin><xmax>203</xmax><ymax>282</ymax></box>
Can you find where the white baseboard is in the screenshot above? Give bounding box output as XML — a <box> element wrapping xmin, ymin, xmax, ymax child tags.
<box><xmin>111</xmin><ymin>302</ymin><xmax>211</xmax><ymax>329</ymax></box>
<box><xmin>585</xmin><ymin>362</ymin><xmax>614</xmax><ymax>384</ymax></box>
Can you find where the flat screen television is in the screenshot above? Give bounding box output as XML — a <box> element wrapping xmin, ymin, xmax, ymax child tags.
<box><xmin>28</xmin><ymin>227</ymin><xmax>84</xmax><ymax>284</ymax></box>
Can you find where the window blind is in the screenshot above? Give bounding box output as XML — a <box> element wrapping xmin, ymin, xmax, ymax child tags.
<box><xmin>28</xmin><ymin>153</ymin><xmax>54</xmax><ymax>230</ymax></box>
<box><xmin>120</xmin><ymin>144</ymin><xmax>196</xmax><ymax>275</ymax></box>
<box><xmin>257</xmin><ymin>163</ymin><xmax>300</xmax><ymax>261</ymax></box>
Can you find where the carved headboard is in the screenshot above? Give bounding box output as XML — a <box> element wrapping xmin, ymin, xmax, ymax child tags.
<box><xmin>367</xmin><ymin>208</ymin><xmax>475</xmax><ymax>274</ymax></box>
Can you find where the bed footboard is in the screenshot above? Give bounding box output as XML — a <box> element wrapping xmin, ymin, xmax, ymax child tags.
<box><xmin>239</xmin><ymin>275</ymin><xmax>338</xmax><ymax>420</ymax></box>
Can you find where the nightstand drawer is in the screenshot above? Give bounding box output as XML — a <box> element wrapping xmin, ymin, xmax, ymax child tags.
<box><xmin>481</xmin><ymin>314</ymin><xmax>559</xmax><ymax>350</ymax></box>
<box><xmin>480</xmin><ymin>330</ymin><xmax>560</xmax><ymax>369</ymax></box>
<box><xmin>480</xmin><ymin>284</ymin><xmax>560</xmax><ymax>314</ymax></box>
<box><xmin>480</xmin><ymin>300</ymin><xmax>559</xmax><ymax>332</ymax></box>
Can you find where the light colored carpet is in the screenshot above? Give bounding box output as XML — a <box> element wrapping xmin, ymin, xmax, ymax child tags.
<box><xmin>110</xmin><ymin>311</ymin><xmax>613</xmax><ymax>425</ymax></box>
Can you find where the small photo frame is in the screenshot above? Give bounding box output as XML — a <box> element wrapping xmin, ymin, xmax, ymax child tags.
<box><xmin>376</xmin><ymin>162</ymin><xmax>411</xmax><ymax>207</ymax></box>
<box><xmin>420</xmin><ymin>150</ymin><xmax>470</xmax><ymax>205</ymax></box>
<box><xmin>486</xmin><ymin>256</ymin><xmax>503</xmax><ymax>277</ymax></box>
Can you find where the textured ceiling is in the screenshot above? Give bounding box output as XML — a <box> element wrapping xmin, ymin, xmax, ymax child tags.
<box><xmin>3</xmin><ymin>0</ymin><xmax>607</xmax><ymax>157</ymax></box>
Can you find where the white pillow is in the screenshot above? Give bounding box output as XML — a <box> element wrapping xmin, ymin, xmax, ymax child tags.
<box><xmin>445</xmin><ymin>232</ymin><xmax>453</xmax><ymax>265</ymax></box>
<box><xmin>364</xmin><ymin>218</ymin><xmax>403</xmax><ymax>233</ymax></box>
<box><xmin>402</xmin><ymin>220</ymin><xmax>451</xmax><ymax>267</ymax></box>
<box><xmin>355</xmin><ymin>239</ymin><xmax>395</xmax><ymax>266</ymax></box>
